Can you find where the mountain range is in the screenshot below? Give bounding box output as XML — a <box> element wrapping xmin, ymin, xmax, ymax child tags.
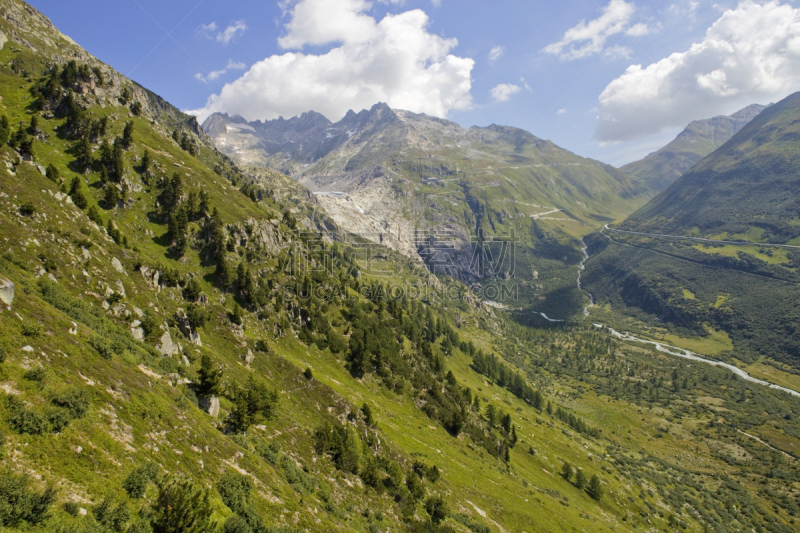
<box><xmin>620</xmin><ymin>103</ymin><xmax>767</xmax><ymax>191</ymax></box>
<box><xmin>204</xmin><ymin>105</ymin><xmax>653</xmax><ymax>317</ymax></box>
<box><xmin>0</xmin><ymin>1</ymin><xmax>799</xmax><ymax>533</ymax></box>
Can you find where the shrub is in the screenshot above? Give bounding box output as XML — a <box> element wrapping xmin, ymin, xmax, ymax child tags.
<box><xmin>94</xmin><ymin>496</ymin><xmax>130</xmax><ymax>532</ymax></box>
<box><xmin>6</xmin><ymin>396</ymin><xmax>48</xmax><ymax>435</ymax></box>
<box><xmin>425</xmin><ymin>496</ymin><xmax>449</xmax><ymax>524</ymax></box>
<box><xmin>21</xmin><ymin>323</ymin><xmax>41</xmax><ymax>338</ymax></box>
<box><xmin>46</xmin><ymin>407</ymin><xmax>72</xmax><ymax>433</ymax></box>
<box><xmin>23</xmin><ymin>367</ymin><xmax>46</xmax><ymax>382</ymax></box>
<box><xmin>51</xmin><ymin>387</ymin><xmax>91</xmax><ymax>419</ymax></box>
<box><xmin>256</xmin><ymin>441</ymin><xmax>280</xmax><ymax>465</ymax></box>
<box><xmin>0</xmin><ymin>468</ymin><xmax>57</xmax><ymax>526</ymax></box>
<box><xmin>19</xmin><ymin>202</ymin><xmax>36</xmax><ymax>216</ymax></box>
<box><xmin>224</xmin><ymin>515</ymin><xmax>252</xmax><ymax>533</ymax></box>
<box><xmin>150</xmin><ymin>477</ymin><xmax>214</xmax><ymax>533</ymax></box>
<box><xmin>217</xmin><ymin>471</ymin><xmax>253</xmax><ymax>513</ymax></box>
<box><xmin>123</xmin><ymin>464</ymin><xmax>158</xmax><ymax>499</ymax></box>
<box><xmin>63</xmin><ymin>501</ymin><xmax>80</xmax><ymax>517</ymax></box>
<box><xmin>89</xmin><ymin>335</ymin><xmax>114</xmax><ymax>360</ymax></box>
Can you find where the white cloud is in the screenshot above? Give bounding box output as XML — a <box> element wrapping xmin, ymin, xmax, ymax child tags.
<box><xmin>489</xmin><ymin>45</ymin><xmax>505</xmax><ymax>62</ymax></box>
<box><xmin>557</xmin><ymin>108</ymin><xmax>567</xmax><ymax>115</ymax></box>
<box><xmin>197</xmin><ymin>21</ymin><xmax>247</xmax><ymax>44</ymax></box>
<box><xmin>625</xmin><ymin>22</ymin><xmax>649</xmax><ymax>36</ymax></box>
<box><xmin>195</xmin><ymin>59</ymin><xmax>247</xmax><ymax>84</ymax></box>
<box><xmin>596</xmin><ymin>1</ymin><xmax>800</xmax><ymax>142</ymax></box>
<box><xmin>544</xmin><ymin>0</ymin><xmax>648</xmax><ymax>60</ymax></box>
<box><xmin>187</xmin><ymin>0</ymin><xmax>473</xmax><ymax>123</ymax></box>
<box><xmin>217</xmin><ymin>21</ymin><xmax>247</xmax><ymax>44</ymax></box>
<box><xmin>490</xmin><ymin>83</ymin><xmax>522</xmax><ymax>102</ymax></box>
<box><xmin>197</xmin><ymin>22</ymin><xmax>218</xmax><ymax>38</ymax></box>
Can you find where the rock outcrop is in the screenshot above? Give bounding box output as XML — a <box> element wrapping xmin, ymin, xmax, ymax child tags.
<box><xmin>0</xmin><ymin>276</ymin><xmax>14</xmax><ymax>306</ymax></box>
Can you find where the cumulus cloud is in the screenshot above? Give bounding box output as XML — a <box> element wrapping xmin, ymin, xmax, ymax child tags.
<box><xmin>596</xmin><ymin>1</ymin><xmax>800</xmax><ymax>142</ymax></box>
<box><xmin>488</xmin><ymin>45</ymin><xmax>505</xmax><ymax>63</ymax></box>
<box><xmin>490</xmin><ymin>83</ymin><xmax>522</xmax><ymax>102</ymax></box>
<box><xmin>544</xmin><ymin>0</ymin><xmax>648</xmax><ymax>60</ymax></box>
<box><xmin>195</xmin><ymin>60</ymin><xmax>247</xmax><ymax>84</ymax></box>
<box><xmin>187</xmin><ymin>0</ymin><xmax>473</xmax><ymax>123</ymax></box>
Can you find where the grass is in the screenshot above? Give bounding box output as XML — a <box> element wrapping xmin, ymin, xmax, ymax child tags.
<box><xmin>682</xmin><ymin>288</ymin><xmax>696</xmax><ymax>300</ymax></box>
<box><xmin>692</xmin><ymin>243</ymin><xmax>791</xmax><ymax>265</ymax></box>
<box><xmin>657</xmin><ymin>326</ymin><xmax>734</xmax><ymax>356</ymax></box>
<box><xmin>741</xmin><ymin>359</ymin><xmax>800</xmax><ymax>393</ymax></box>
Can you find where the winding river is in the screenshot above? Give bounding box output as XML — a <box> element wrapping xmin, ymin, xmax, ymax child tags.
<box><xmin>575</xmin><ymin>238</ymin><xmax>800</xmax><ymax>398</ymax></box>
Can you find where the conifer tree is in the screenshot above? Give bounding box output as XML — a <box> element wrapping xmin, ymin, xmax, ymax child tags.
<box><xmin>561</xmin><ymin>461</ymin><xmax>573</xmax><ymax>481</ymax></box>
<box><xmin>196</xmin><ymin>354</ymin><xmax>222</xmax><ymax>397</ymax></box>
<box><xmin>588</xmin><ymin>475</ymin><xmax>603</xmax><ymax>501</ymax></box>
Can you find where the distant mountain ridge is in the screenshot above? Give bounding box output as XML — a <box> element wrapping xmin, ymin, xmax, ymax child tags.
<box><xmin>584</xmin><ymin>91</ymin><xmax>800</xmax><ymax>368</ymax></box>
<box><xmin>620</xmin><ymin>103</ymin><xmax>767</xmax><ymax>191</ymax></box>
<box><xmin>204</xmin><ymin>105</ymin><xmax>653</xmax><ymax>314</ymax></box>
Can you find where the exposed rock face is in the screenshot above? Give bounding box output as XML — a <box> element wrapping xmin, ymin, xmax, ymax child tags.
<box><xmin>174</xmin><ymin>309</ymin><xmax>202</xmax><ymax>346</ymax></box>
<box><xmin>130</xmin><ymin>320</ymin><xmax>144</xmax><ymax>341</ymax></box>
<box><xmin>111</xmin><ymin>257</ymin><xmax>125</xmax><ymax>274</ymax></box>
<box><xmin>0</xmin><ymin>276</ymin><xmax>14</xmax><ymax>306</ymax></box>
<box><xmin>199</xmin><ymin>396</ymin><xmax>220</xmax><ymax>418</ymax></box>
<box><xmin>156</xmin><ymin>330</ymin><xmax>179</xmax><ymax>356</ymax></box>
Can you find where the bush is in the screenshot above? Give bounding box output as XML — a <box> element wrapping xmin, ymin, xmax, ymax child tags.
<box><xmin>425</xmin><ymin>496</ymin><xmax>449</xmax><ymax>524</ymax></box>
<box><xmin>217</xmin><ymin>471</ymin><xmax>253</xmax><ymax>514</ymax></box>
<box><xmin>224</xmin><ymin>515</ymin><xmax>252</xmax><ymax>533</ymax></box>
<box><xmin>94</xmin><ymin>496</ymin><xmax>130</xmax><ymax>532</ymax></box>
<box><xmin>63</xmin><ymin>501</ymin><xmax>80</xmax><ymax>517</ymax></box>
<box><xmin>6</xmin><ymin>396</ymin><xmax>48</xmax><ymax>435</ymax></box>
<box><xmin>150</xmin><ymin>477</ymin><xmax>214</xmax><ymax>533</ymax></box>
<box><xmin>19</xmin><ymin>202</ymin><xmax>36</xmax><ymax>216</ymax></box>
<box><xmin>256</xmin><ymin>441</ymin><xmax>280</xmax><ymax>465</ymax></box>
<box><xmin>123</xmin><ymin>464</ymin><xmax>158</xmax><ymax>499</ymax></box>
<box><xmin>21</xmin><ymin>323</ymin><xmax>41</xmax><ymax>337</ymax></box>
<box><xmin>46</xmin><ymin>407</ymin><xmax>72</xmax><ymax>433</ymax></box>
<box><xmin>51</xmin><ymin>387</ymin><xmax>91</xmax><ymax>419</ymax></box>
<box><xmin>0</xmin><ymin>468</ymin><xmax>57</xmax><ymax>526</ymax></box>
<box><xmin>89</xmin><ymin>335</ymin><xmax>114</xmax><ymax>360</ymax></box>
<box><xmin>23</xmin><ymin>367</ymin><xmax>46</xmax><ymax>382</ymax></box>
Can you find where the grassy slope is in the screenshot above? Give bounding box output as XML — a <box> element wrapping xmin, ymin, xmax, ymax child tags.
<box><xmin>0</xmin><ymin>2</ymin><xmax>798</xmax><ymax>533</ymax></box>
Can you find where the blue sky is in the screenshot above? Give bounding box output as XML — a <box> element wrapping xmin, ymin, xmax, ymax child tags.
<box><xmin>29</xmin><ymin>1</ymin><xmax>800</xmax><ymax>166</ymax></box>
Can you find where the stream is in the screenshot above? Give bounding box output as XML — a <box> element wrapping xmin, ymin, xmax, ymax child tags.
<box><xmin>569</xmin><ymin>238</ymin><xmax>800</xmax><ymax>397</ymax></box>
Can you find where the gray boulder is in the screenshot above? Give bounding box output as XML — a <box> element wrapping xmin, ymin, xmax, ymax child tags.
<box><xmin>0</xmin><ymin>277</ymin><xmax>14</xmax><ymax>306</ymax></box>
<box><xmin>199</xmin><ymin>396</ymin><xmax>220</xmax><ymax>417</ymax></box>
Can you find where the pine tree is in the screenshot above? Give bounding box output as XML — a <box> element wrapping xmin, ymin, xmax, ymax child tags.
<box><xmin>141</xmin><ymin>149</ymin><xmax>151</xmax><ymax>174</ymax></box>
<box><xmin>588</xmin><ymin>475</ymin><xmax>603</xmax><ymax>501</ymax></box>
<box><xmin>104</xmin><ymin>183</ymin><xmax>118</xmax><ymax>209</ymax></box>
<box><xmin>574</xmin><ymin>468</ymin><xmax>587</xmax><ymax>490</ymax></box>
<box><xmin>231</xmin><ymin>302</ymin><xmax>243</xmax><ymax>326</ymax></box>
<box><xmin>227</xmin><ymin>391</ymin><xmax>251</xmax><ymax>434</ymax></box>
<box><xmin>561</xmin><ymin>461</ymin><xmax>573</xmax><ymax>481</ymax></box>
<box><xmin>122</xmin><ymin>121</ymin><xmax>134</xmax><ymax>149</ymax></box>
<box><xmin>0</xmin><ymin>115</ymin><xmax>10</xmax><ymax>145</ymax></box>
<box><xmin>45</xmin><ymin>164</ymin><xmax>59</xmax><ymax>183</ymax></box>
<box><xmin>361</xmin><ymin>402</ymin><xmax>375</xmax><ymax>427</ymax></box>
<box><xmin>76</xmin><ymin>136</ymin><xmax>92</xmax><ymax>167</ymax></box>
<box><xmin>69</xmin><ymin>177</ymin><xmax>88</xmax><ymax>209</ymax></box>
<box><xmin>196</xmin><ymin>354</ymin><xmax>222</xmax><ymax>397</ymax></box>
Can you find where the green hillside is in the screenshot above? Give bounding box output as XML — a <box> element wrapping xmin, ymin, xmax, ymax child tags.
<box><xmin>620</xmin><ymin>104</ymin><xmax>766</xmax><ymax>191</ymax></box>
<box><xmin>583</xmin><ymin>91</ymin><xmax>800</xmax><ymax>369</ymax></box>
<box><xmin>0</xmin><ymin>2</ymin><xmax>799</xmax><ymax>533</ymax></box>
